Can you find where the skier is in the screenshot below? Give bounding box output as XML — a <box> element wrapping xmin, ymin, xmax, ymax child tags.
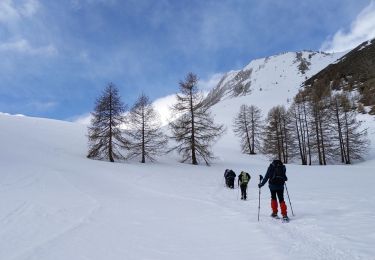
<box><xmin>224</xmin><ymin>169</ymin><xmax>236</xmax><ymax>189</ymax></box>
<box><xmin>238</xmin><ymin>171</ymin><xmax>251</xmax><ymax>200</ymax></box>
<box><xmin>258</xmin><ymin>159</ymin><xmax>289</xmax><ymax>221</ymax></box>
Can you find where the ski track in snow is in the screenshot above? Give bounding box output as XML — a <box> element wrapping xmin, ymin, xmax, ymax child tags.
<box><xmin>0</xmin><ymin>169</ymin><xmax>101</xmax><ymax>260</ymax></box>
<box><xmin>259</xmin><ymin>217</ymin><xmax>360</xmax><ymax>260</ymax></box>
<box><xmin>209</xmin><ymin>179</ymin><xmax>370</xmax><ymax>260</ymax></box>
<box><xmin>12</xmin><ymin>170</ymin><xmax>103</xmax><ymax>260</ymax></box>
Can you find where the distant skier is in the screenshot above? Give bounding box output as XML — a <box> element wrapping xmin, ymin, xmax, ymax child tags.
<box><xmin>258</xmin><ymin>160</ymin><xmax>289</xmax><ymax>221</ymax></box>
<box><xmin>224</xmin><ymin>169</ymin><xmax>236</xmax><ymax>189</ymax></box>
<box><xmin>238</xmin><ymin>171</ymin><xmax>251</xmax><ymax>200</ymax></box>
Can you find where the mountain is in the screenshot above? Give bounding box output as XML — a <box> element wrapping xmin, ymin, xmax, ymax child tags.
<box><xmin>303</xmin><ymin>38</ymin><xmax>375</xmax><ymax>114</ymax></box>
<box><xmin>204</xmin><ymin>51</ymin><xmax>344</xmax><ymax>109</ymax></box>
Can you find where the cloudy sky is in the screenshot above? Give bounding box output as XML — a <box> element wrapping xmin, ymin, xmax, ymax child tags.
<box><xmin>0</xmin><ymin>0</ymin><xmax>374</xmax><ymax>120</ymax></box>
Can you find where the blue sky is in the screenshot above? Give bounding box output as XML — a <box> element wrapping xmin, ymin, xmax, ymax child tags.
<box><xmin>0</xmin><ymin>0</ymin><xmax>374</xmax><ymax>120</ymax></box>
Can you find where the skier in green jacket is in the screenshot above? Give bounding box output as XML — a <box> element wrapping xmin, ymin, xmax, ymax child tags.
<box><xmin>238</xmin><ymin>171</ymin><xmax>251</xmax><ymax>200</ymax></box>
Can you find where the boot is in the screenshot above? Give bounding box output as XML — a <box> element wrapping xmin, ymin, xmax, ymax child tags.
<box><xmin>280</xmin><ymin>201</ymin><xmax>288</xmax><ymax>218</ymax></box>
<box><xmin>271</xmin><ymin>199</ymin><xmax>278</xmax><ymax>217</ymax></box>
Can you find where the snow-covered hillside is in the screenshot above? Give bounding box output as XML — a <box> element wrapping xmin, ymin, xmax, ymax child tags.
<box><xmin>1</xmin><ymin>102</ymin><xmax>375</xmax><ymax>259</ymax></box>
<box><xmin>205</xmin><ymin>51</ymin><xmax>344</xmax><ymax>112</ymax></box>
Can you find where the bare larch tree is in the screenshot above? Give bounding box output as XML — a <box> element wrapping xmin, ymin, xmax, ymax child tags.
<box><xmin>307</xmin><ymin>84</ymin><xmax>335</xmax><ymax>165</ymax></box>
<box><xmin>262</xmin><ymin>105</ymin><xmax>291</xmax><ymax>163</ymax></box>
<box><xmin>289</xmin><ymin>91</ymin><xmax>312</xmax><ymax>165</ymax></box>
<box><xmin>127</xmin><ymin>94</ymin><xmax>168</xmax><ymax>163</ymax></box>
<box><xmin>169</xmin><ymin>72</ymin><xmax>225</xmax><ymax>165</ymax></box>
<box><xmin>233</xmin><ymin>104</ymin><xmax>263</xmax><ymax>154</ymax></box>
<box><xmin>331</xmin><ymin>93</ymin><xmax>369</xmax><ymax>164</ymax></box>
<box><xmin>87</xmin><ymin>83</ymin><xmax>129</xmax><ymax>162</ymax></box>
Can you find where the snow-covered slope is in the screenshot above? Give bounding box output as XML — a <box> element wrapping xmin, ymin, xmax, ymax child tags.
<box><xmin>1</xmin><ymin>105</ymin><xmax>375</xmax><ymax>259</ymax></box>
<box><xmin>205</xmin><ymin>51</ymin><xmax>344</xmax><ymax>112</ymax></box>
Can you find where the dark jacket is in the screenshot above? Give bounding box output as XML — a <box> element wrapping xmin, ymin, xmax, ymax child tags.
<box><xmin>224</xmin><ymin>169</ymin><xmax>236</xmax><ymax>179</ymax></box>
<box><xmin>260</xmin><ymin>160</ymin><xmax>287</xmax><ymax>191</ymax></box>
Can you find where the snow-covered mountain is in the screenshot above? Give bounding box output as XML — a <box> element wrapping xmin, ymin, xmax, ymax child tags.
<box><xmin>205</xmin><ymin>51</ymin><xmax>344</xmax><ymax>110</ymax></box>
<box><xmin>304</xmin><ymin>38</ymin><xmax>375</xmax><ymax>114</ymax></box>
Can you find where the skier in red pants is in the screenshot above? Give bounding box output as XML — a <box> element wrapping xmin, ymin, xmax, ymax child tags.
<box><xmin>258</xmin><ymin>159</ymin><xmax>289</xmax><ymax>221</ymax></box>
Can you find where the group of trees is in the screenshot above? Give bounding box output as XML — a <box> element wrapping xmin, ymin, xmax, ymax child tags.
<box><xmin>88</xmin><ymin>73</ymin><xmax>224</xmax><ymax>165</ymax></box>
<box><xmin>88</xmin><ymin>73</ymin><xmax>369</xmax><ymax>166</ymax></box>
<box><xmin>233</xmin><ymin>87</ymin><xmax>369</xmax><ymax>165</ymax></box>
<box><xmin>233</xmin><ymin>105</ymin><xmax>262</xmax><ymax>155</ymax></box>
<box><xmin>87</xmin><ymin>83</ymin><xmax>168</xmax><ymax>163</ymax></box>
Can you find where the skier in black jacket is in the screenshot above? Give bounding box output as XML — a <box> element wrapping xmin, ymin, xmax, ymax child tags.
<box><xmin>224</xmin><ymin>169</ymin><xmax>236</xmax><ymax>189</ymax></box>
<box><xmin>258</xmin><ymin>160</ymin><xmax>289</xmax><ymax>221</ymax></box>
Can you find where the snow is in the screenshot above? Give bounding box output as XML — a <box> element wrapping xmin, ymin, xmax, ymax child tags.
<box><xmin>1</xmin><ymin>49</ymin><xmax>375</xmax><ymax>259</ymax></box>
<box><xmin>1</xmin><ymin>103</ymin><xmax>375</xmax><ymax>260</ymax></box>
<box><xmin>216</xmin><ymin>51</ymin><xmax>344</xmax><ymax>104</ymax></box>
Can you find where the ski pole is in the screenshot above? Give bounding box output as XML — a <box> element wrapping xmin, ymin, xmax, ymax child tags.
<box><xmin>285</xmin><ymin>183</ymin><xmax>295</xmax><ymax>216</ymax></box>
<box><xmin>258</xmin><ymin>175</ymin><xmax>263</xmax><ymax>222</ymax></box>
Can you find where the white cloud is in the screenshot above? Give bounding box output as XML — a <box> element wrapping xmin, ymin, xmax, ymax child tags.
<box><xmin>321</xmin><ymin>1</ymin><xmax>375</xmax><ymax>52</ymax></box>
<box><xmin>72</xmin><ymin>93</ymin><xmax>177</xmax><ymax>127</ymax></box>
<box><xmin>25</xmin><ymin>101</ymin><xmax>57</xmax><ymax>112</ymax></box>
<box><xmin>71</xmin><ymin>113</ymin><xmax>92</xmax><ymax>125</ymax></box>
<box><xmin>198</xmin><ymin>73</ymin><xmax>223</xmax><ymax>92</ymax></box>
<box><xmin>0</xmin><ymin>1</ymin><xmax>56</xmax><ymax>57</ymax></box>
<box><xmin>0</xmin><ymin>0</ymin><xmax>39</xmax><ymax>24</ymax></box>
<box><xmin>0</xmin><ymin>39</ymin><xmax>57</xmax><ymax>56</ymax></box>
<box><xmin>21</xmin><ymin>0</ymin><xmax>40</xmax><ymax>17</ymax></box>
<box><xmin>152</xmin><ymin>94</ymin><xmax>178</xmax><ymax>126</ymax></box>
<box><xmin>0</xmin><ymin>112</ymin><xmax>25</xmax><ymax>117</ymax></box>
<box><xmin>70</xmin><ymin>0</ymin><xmax>117</xmax><ymax>10</ymax></box>
<box><xmin>151</xmin><ymin>74</ymin><xmax>223</xmax><ymax>126</ymax></box>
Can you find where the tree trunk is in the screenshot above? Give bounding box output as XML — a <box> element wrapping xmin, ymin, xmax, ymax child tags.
<box><xmin>141</xmin><ymin>106</ymin><xmax>146</xmax><ymax>163</ymax></box>
<box><xmin>303</xmin><ymin>101</ymin><xmax>312</xmax><ymax>165</ymax></box>
<box><xmin>334</xmin><ymin>99</ymin><xmax>345</xmax><ymax>163</ymax></box>
<box><xmin>250</xmin><ymin>110</ymin><xmax>255</xmax><ymax>154</ymax></box>
<box><xmin>295</xmin><ymin>109</ymin><xmax>306</xmax><ymax>165</ymax></box>
<box><xmin>298</xmin><ymin>106</ymin><xmax>307</xmax><ymax>165</ymax></box>
<box><xmin>190</xmin><ymin>88</ymin><xmax>197</xmax><ymax>165</ymax></box>
<box><xmin>244</xmin><ymin>116</ymin><xmax>252</xmax><ymax>154</ymax></box>
<box><xmin>276</xmin><ymin>122</ymin><xmax>282</xmax><ymax>161</ymax></box>
<box><xmin>314</xmin><ymin>109</ymin><xmax>323</xmax><ymax>165</ymax></box>
<box><xmin>283</xmin><ymin>116</ymin><xmax>288</xmax><ymax>164</ymax></box>
<box><xmin>318</xmin><ymin>112</ymin><xmax>327</xmax><ymax>165</ymax></box>
<box><xmin>344</xmin><ymin>111</ymin><xmax>351</xmax><ymax>164</ymax></box>
<box><xmin>108</xmin><ymin>90</ymin><xmax>114</xmax><ymax>162</ymax></box>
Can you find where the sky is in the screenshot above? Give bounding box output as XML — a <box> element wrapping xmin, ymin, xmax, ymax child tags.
<box><xmin>0</xmin><ymin>0</ymin><xmax>374</xmax><ymax>121</ymax></box>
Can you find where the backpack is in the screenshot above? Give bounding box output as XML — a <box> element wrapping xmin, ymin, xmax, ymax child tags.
<box><xmin>225</xmin><ymin>170</ymin><xmax>235</xmax><ymax>179</ymax></box>
<box><xmin>269</xmin><ymin>161</ymin><xmax>285</xmax><ymax>185</ymax></box>
<box><xmin>240</xmin><ymin>171</ymin><xmax>250</xmax><ymax>184</ymax></box>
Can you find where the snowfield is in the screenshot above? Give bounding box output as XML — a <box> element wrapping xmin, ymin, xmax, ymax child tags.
<box><xmin>1</xmin><ymin>106</ymin><xmax>375</xmax><ymax>260</ymax></box>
